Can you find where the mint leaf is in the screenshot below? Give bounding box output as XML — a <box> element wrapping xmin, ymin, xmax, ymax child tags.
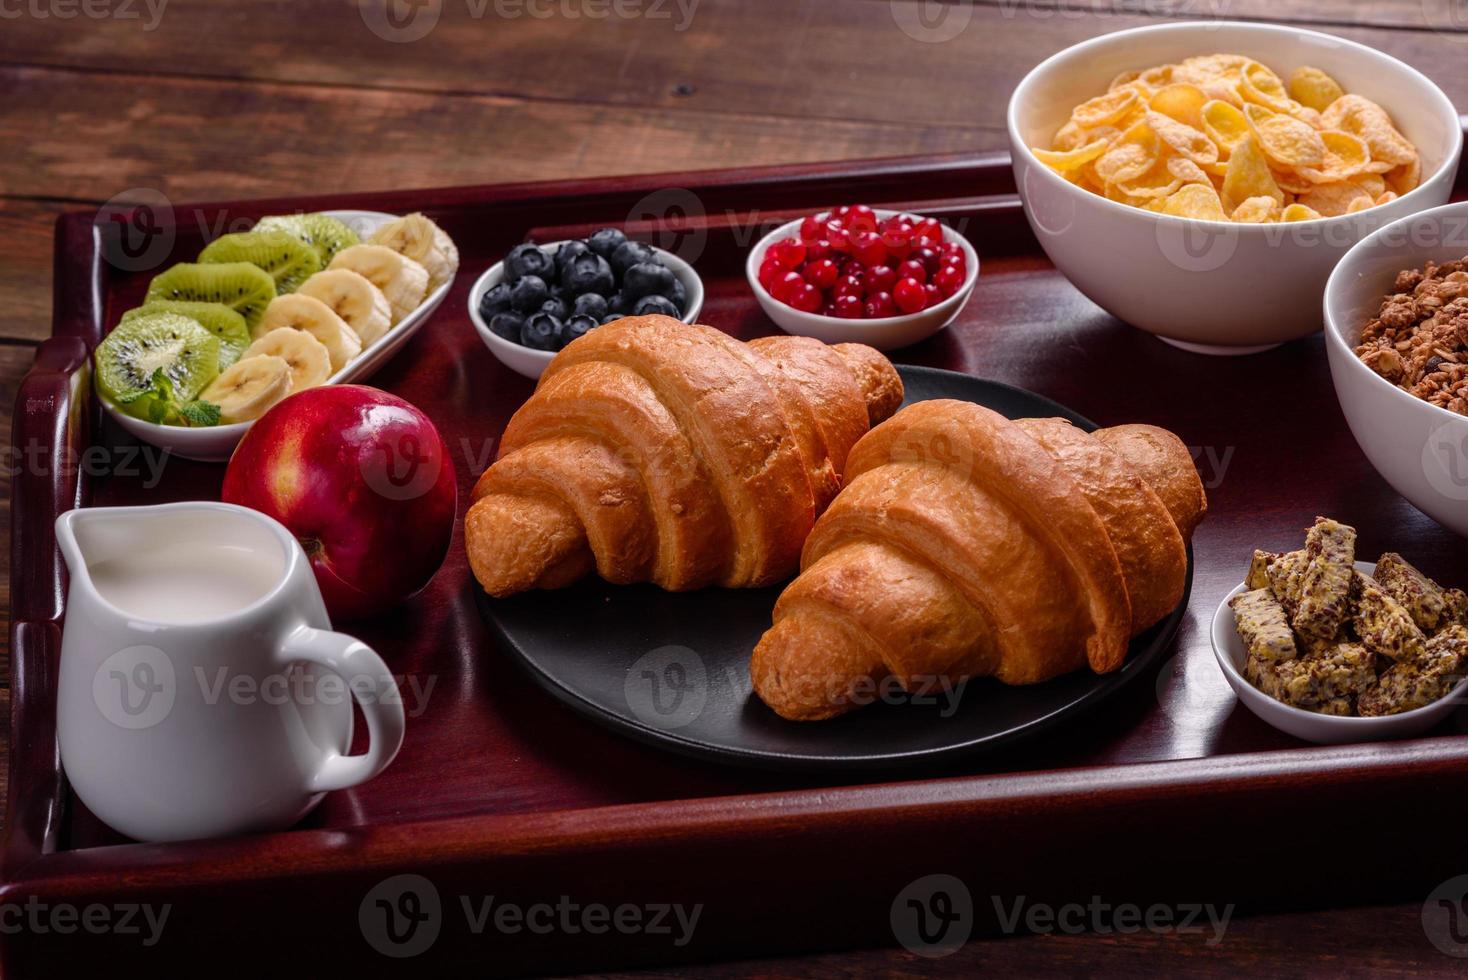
<box><xmin>179</xmin><ymin>400</ymin><xmax>221</xmax><ymax>427</ymax></box>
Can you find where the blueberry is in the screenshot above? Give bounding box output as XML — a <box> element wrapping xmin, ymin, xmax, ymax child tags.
<box><xmin>563</xmin><ymin>253</ymin><xmax>615</xmax><ymax>296</ymax></box>
<box><xmin>563</xmin><ymin>313</ymin><xmax>598</xmax><ymax>344</ymax></box>
<box><xmin>553</xmin><ymin>240</ymin><xmax>590</xmax><ymax>277</ymax></box>
<box><xmin>509</xmin><ymin>275</ymin><xmax>549</xmax><ymax>313</ymax></box>
<box><xmin>504</xmin><ymin>243</ymin><xmax>554</xmax><ymax>284</ymax></box>
<box><xmin>633</xmin><ymin>294</ymin><xmax>680</xmax><ymax>318</ymax></box>
<box><xmin>488</xmin><ymin>311</ymin><xmax>525</xmax><ymax>342</ymax></box>
<box><xmin>600</xmin><ymin>313</ymin><xmax>624</xmax><ymax>325</ymax></box>
<box><xmin>520</xmin><ymin>312</ymin><xmax>561</xmax><ymax>351</ymax></box>
<box><xmin>610</xmin><ymin>241</ymin><xmax>656</xmax><ymax>278</ymax></box>
<box><xmin>587</xmin><ymin>228</ymin><xmax>628</xmax><ymax>259</ymax></box>
<box><xmin>667</xmin><ymin>276</ymin><xmax>687</xmax><ymax>314</ymax></box>
<box><xmin>540</xmin><ymin>296</ymin><xmax>570</xmax><ymax>320</ymax></box>
<box><xmin>623</xmin><ymin>261</ymin><xmax>677</xmax><ymax>301</ymax></box>
<box><xmin>477</xmin><ymin>282</ymin><xmax>512</xmax><ymax>320</ymax></box>
<box><xmin>573</xmin><ymin>292</ymin><xmax>608</xmax><ymax>320</ymax></box>
<box><xmin>607</xmin><ymin>291</ymin><xmax>628</xmax><ymax>314</ymax></box>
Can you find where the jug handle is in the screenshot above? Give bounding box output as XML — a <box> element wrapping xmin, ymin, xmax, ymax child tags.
<box><xmin>277</xmin><ymin>625</ymin><xmax>407</xmax><ymax>794</ymax></box>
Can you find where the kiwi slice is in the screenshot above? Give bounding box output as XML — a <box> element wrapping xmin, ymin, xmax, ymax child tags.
<box><xmin>146</xmin><ymin>262</ymin><xmax>276</xmax><ymax>333</ymax></box>
<box><xmin>199</xmin><ymin>230</ymin><xmax>322</xmax><ymax>294</ymax></box>
<box><xmin>122</xmin><ymin>301</ymin><xmax>250</xmax><ymax>368</ymax></box>
<box><xmin>95</xmin><ymin>313</ymin><xmax>220</xmax><ymax>419</ymax></box>
<box><xmin>255</xmin><ymin>213</ymin><xmax>361</xmax><ymax>267</ymax></box>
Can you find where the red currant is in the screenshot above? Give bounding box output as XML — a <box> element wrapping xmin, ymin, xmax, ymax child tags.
<box><xmin>772</xmin><ymin>271</ymin><xmax>806</xmax><ymax>303</ymax></box>
<box><xmin>914</xmin><ymin>217</ymin><xmax>943</xmax><ymax>242</ymax></box>
<box><xmin>851</xmin><ymin>231</ymin><xmax>887</xmax><ymax>267</ymax></box>
<box><xmin>799</xmin><ymin>215</ymin><xmax>825</xmax><ymax>241</ymax></box>
<box><xmin>898</xmin><ymin>258</ymin><xmax>927</xmax><ymax>284</ymax></box>
<box><xmin>914</xmin><ymin>246</ymin><xmax>941</xmax><ymax>275</ymax></box>
<box><xmin>789</xmin><ymin>282</ymin><xmax>823</xmax><ymax>313</ymax></box>
<box><xmin>825</xmin><ymin>220</ymin><xmax>850</xmax><ymax>252</ymax></box>
<box><xmin>864</xmin><ymin>291</ymin><xmax>896</xmax><ymax>319</ymax></box>
<box><xmin>845</xmin><ymin>205</ymin><xmax>878</xmax><ymax>233</ymax></box>
<box><xmin>758</xmin><ymin>256</ymin><xmax>782</xmax><ymax>290</ymax></box>
<box><xmin>833</xmin><ymin>294</ymin><xmax>864</xmax><ymax>319</ymax></box>
<box><xmin>882</xmin><ymin>221</ymin><xmax>914</xmax><ymax>260</ymax></box>
<box><xmin>933</xmin><ymin>263</ymin><xmax>965</xmax><ymax>296</ymax></box>
<box><xmin>805</xmin><ymin>239</ymin><xmax>833</xmax><ymax>263</ymax></box>
<box><xmin>770</xmin><ymin>238</ymin><xmax>806</xmax><ymax>270</ymax></box>
<box><xmin>923</xmin><ymin>282</ymin><xmax>941</xmax><ymax>306</ymax></box>
<box><xmin>893</xmin><ymin>277</ymin><xmax>927</xmax><ymax>314</ymax></box>
<box><xmin>866</xmin><ymin>264</ymin><xmax>897</xmax><ymax>294</ymax></box>
<box><xmin>833</xmin><ymin>274</ymin><xmax>865</xmax><ymax>300</ymax></box>
<box><xmin>803</xmin><ymin>257</ymin><xmax>840</xmax><ymax>289</ymax></box>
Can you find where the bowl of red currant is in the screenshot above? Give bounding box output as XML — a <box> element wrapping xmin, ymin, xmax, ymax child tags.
<box><xmin>746</xmin><ymin>205</ymin><xmax>978</xmax><ymax>351</ymax></box>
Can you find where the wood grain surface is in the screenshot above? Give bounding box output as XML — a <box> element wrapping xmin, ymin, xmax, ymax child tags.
<box><xmin>6</xmin><ymin>1</ymin><xmax>1468</xmax><ymax>974</ymax></box>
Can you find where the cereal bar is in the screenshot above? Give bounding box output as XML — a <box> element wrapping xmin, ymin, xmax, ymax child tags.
<box><xmin>1373</xmin><ymin>552</ymin><xmax>1450</xmax><ymax>633</ymax></box>
<box><xmin>1353</xmin><ymin>571</ymin><xmax>1427</xmax><ymax>664</ymax></box>
<box><xmin>1358</xmin><ymin>625</ymin><xmax>1468</xmax><ymax>716</ymax></box>
<box><xmin>1293</xmin><ymin>518</ymin><xmax>1356</xmax><ymax>640</ymax></box>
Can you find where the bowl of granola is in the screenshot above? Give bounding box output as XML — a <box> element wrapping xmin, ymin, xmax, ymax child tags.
<box><xmin>1211</xmin><ymin>518</ymin><xmax>1468</xmax><ymax>743</ymax></box>
<box><xmin>1324</xmin><ymin>201</ymin><xmax>1468</xmax><ymax>537</ymax></box>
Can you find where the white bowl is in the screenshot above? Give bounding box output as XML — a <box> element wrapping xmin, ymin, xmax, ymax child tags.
<box><xmin>1007</xmin><ymin>20</ymin><xmax>1461</xmax><ymax>354</ymax></box>
<box><xmin>745</xmin><ymin>212</ymin><xmax>979</xmax><ymax>351</ymax></box>
<box><xmin>469</xmin><ymin>241</ymin><xmax>703</xmax><ymax>381</ymax></box>
<box><xmin>1324</xmin><ymin>200</ymin><xmax>1468</xmax><ymax>537</ymax></box>
<box><xmin>1212</xmin><ymin>561</ymin><xmax>1467</xmax><ymax>743</ymax></box>
<box><xmin>99</xmin><ymin>209</ymin><xmax>452</xmax><ymax>463</ymax></box>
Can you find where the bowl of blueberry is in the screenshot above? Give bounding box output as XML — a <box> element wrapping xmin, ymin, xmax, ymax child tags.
<box><xmin>471</xmin><ymin>228</ymin><xmax>703</xmax><ymax>379</ymax></box>
<box><xmin>746</xmin><ymin>205</ymin><xmax>978</xmax><ymax>351</ymax></box>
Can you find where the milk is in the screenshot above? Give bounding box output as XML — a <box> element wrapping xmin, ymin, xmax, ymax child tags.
<box><xmin>88</xmin><ymin>540</ymin><xmax>284</xmax><ymax>623</ymax></box>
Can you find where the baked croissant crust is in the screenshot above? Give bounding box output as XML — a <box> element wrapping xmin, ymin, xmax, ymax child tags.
<box><xmin>465</xmin><ymin>315</ymin><xmax>903</xmax><ymax>597</ymax></box>
<box><xmin>750</xmin><ymin>399</ymin><xmax>1206</xmax><ymax>721</ymax></box>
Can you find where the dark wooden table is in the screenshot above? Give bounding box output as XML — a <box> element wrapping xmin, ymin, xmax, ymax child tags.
<box><xmin>5</xmin><ymin>1</ymin><xmax>1468</xmax><ymax>974</ymax></box>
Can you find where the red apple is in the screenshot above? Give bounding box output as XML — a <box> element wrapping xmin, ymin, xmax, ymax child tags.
<box><xmin>223</xmin><ymin>385</ymin><xmax>457</xmax><ymax>621</ymax></box>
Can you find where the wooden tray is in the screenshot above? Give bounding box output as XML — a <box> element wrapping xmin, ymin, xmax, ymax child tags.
<box><xmin>8</xmin><ymin>151</ymin><xmax>1468</xmax><ymax>976</ymax></box>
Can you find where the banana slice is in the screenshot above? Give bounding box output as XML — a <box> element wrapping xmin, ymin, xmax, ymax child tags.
<box><xmin>368</xmin><ymin>213</ymin><xmax>459</xmax><ymax>292</ymax></box>
<box><xmin>297</xmin><ymin>269</ymin><xmax>393</xmax><ymax>346</ymax></box>
<box><xmin>257</xmin><ymin>294</ymin><xmax>362</xmax><ymax>372</ymax></box>
<box><xmin>242</xmin><ymin>327</ymin><xmax>332</xmax><ymax>392</ymax></box>
<box><xmin>199</xmin><ymin>354</ymin><xmax>294</xmax><ymax>423</ymax></box>
<box><xmin>329</xmin><ymin>244</ymin><xmax>429</xmax><ymax>324</ymax></box>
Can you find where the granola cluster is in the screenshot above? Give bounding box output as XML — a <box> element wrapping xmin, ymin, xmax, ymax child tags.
<box><xmin>1231</xmin><ymin>517</ymin><xmax>1468</xmax><ymax>717</ymax></box>
<box><xmin>1355</xmin><ymin>258</ymin><xmax>1468</xmax><ymax>416</ymax></box>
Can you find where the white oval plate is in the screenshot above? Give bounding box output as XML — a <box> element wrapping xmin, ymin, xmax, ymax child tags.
<box><xmin>1212</xmin><ymin>561</ymin><xmax>1467</xmax><ymax>744</ymax></box>
<box><xmin>98</xmin><ymin>209</ymin><xmax>453</xmax><ymax>462</ymax></box>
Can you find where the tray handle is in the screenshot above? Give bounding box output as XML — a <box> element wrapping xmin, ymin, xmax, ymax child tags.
<box><xmin>4</xmin><ymin>211</ymin><xmax>104</xmax><ymax>873</ymax></box>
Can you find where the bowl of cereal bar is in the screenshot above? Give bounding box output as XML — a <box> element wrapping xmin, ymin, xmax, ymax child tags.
<box><xmin>1325</xmin><ymin>201</ymin><xmax>1468</xmax><ymax>537</ymax></box>
<box><xmin>1008</xmin><ymin>20</ymin><xmax>1460</xmax><ymax>353</ymax></box>
<box><xmin>1212</xmin><ymin>517</ymin><xmax>1468</xmax><ymax>743</ymax></box>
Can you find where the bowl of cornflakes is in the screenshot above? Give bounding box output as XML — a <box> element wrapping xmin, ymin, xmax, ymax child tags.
<box><xmin>1008</xmin><ymin>21</ymin><xmax>1460</xmax><ymax>354</ymax></box>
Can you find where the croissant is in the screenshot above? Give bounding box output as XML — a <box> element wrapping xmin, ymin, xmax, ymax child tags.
<box><xmin>750</xmin><ymin>400</ymin><xmax>1206</xmax><ymax>720</ymax></box>
<box><xmin>465</xmin><ymin>315</ymin><xmax>903</xmax><ymax>597</ymax></box>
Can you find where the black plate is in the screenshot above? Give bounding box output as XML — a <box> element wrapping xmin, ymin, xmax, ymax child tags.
<box><xmin>476</xmin><ymin>366</ymin><xmax>1191</xmax><ymax>771</ymax></box>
